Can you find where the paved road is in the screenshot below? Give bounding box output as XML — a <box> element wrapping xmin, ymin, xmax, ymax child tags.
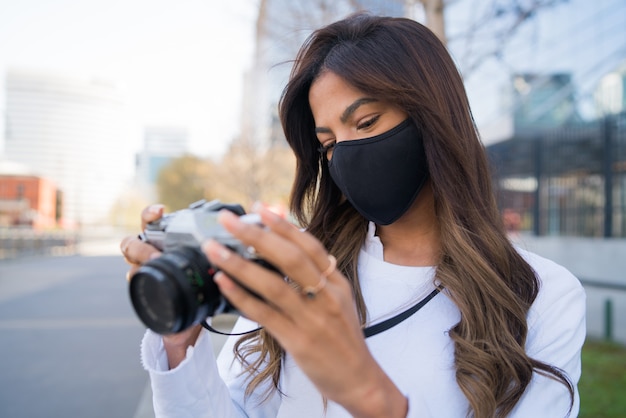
<box><xmin>0</xmin><ymin>253</ymin><xmax>148</xmax><ymax>418</ymax></box>
<box><xmin>0</xmin><ymin>237</ymin><xmax>238</xmax><ymax>418</ymax></box>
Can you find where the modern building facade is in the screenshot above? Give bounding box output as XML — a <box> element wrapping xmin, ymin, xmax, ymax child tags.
<box><xmin>488</xmin><ymin>110</ymin><xmax>626</xmax><ymax>238</ymax></box>
<box><xmin>2</xmin><ymin>69</ymin><xmax>129</xmax><ymax>227</ymax></box>
<box><xmin>134</xmin><ymin>126</ymin><xmax>189</xmax><ymax>202</ymax></box>
<box><xmin>487</xmin><ymin>61</ymin><xmax>626</xmax><ymax>239</ymax></box>
<box><xmin>512</xmin><ymin>73</ymin><xmax>579</xmax><ymax>133</ymax></box>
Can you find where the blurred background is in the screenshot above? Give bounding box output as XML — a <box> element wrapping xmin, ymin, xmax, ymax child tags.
<box><xmin>0</xmin><ymin>0</ymin><xmax>625</xmax><ymax>417</ymax></box>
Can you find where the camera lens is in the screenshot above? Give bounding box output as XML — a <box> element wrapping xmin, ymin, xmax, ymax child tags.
<box><xmin>129</xmin><ymin>247</ymin><xmax>225</xmax><ymax>334</ymax></box>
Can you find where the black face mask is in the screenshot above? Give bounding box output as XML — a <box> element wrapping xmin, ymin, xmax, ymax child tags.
<box><xmin>328</xmin><ymin>119</ymin><xmax>429</xmax><ymax>225</ymax></box>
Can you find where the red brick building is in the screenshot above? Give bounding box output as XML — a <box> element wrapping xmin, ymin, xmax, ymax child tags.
<box><xmin>0</xmin><ymin>161</ymin><xmax>59</xmax><ymax>229</ymax></box>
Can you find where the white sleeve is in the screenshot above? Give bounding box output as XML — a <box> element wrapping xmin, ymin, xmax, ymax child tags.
<box><xmin>215</xmin><ymin>318</ymin><xmax>282</xmax><ymax>417</ymax></box>
<box><xmin>509</xmin><ymin>261</ymin><xmax>586</xmax><ymax>418</ymax></box>
<box><xmin>140</xmin><ymin>318</ymin><xmax>281</xmax><ymax>418</ymax></box>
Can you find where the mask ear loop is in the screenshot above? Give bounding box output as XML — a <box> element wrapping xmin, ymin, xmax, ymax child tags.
<box><xmin>201</xmin><ymin>319</ymin><xmax>262</xmax><ymax>336</ymax></box>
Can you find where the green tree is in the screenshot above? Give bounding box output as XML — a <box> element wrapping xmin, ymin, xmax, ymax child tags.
<box><xmin>213</xmin><ymin>135</ymin><xmax>295</xmax><ymax>211</ymax></box>
<box><xmin>156</xmin><ymin>154</ymin><xmax>216</xmax><ymax>211</ymax></box>
<box><xmin>108</xmin><ymin>187</ymin><xmax>151</xmax><ymax>231</ymax></box>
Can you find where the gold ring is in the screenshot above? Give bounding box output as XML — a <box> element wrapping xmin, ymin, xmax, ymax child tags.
<box><xmin>121</xmin><ymin>239</ymin><xmax>131</xmax><ymax>255</ymax></box>
<box><xmin>320</xmin><ymin>255</ymin><xmax>337</xmax><ymax>277</ymax></box>
<box><xmin>302</xmin><ymin>255</ymin><xmax>336</xmax><ymax>299</ymax></box>
<box><xmin>121</xmin><ymin>239</ymin><xmax>136</xmax><ymax>265</ymax></box>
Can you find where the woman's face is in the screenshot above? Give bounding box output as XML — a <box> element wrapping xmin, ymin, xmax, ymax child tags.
<box><xmin>308</xmin><ymin>71</ymin><xmax>408</xmax><ymax>160</ymax></box>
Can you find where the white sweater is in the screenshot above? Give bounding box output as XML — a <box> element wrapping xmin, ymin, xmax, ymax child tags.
<box><xmin>141</xmin><ymin>225</ymin><xmax>586</xmax><ymax>417</ymax></box>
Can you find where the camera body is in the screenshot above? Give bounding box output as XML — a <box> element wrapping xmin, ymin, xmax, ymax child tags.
<box><xmin>141</xmin><ymin>199</ymin><xmax>258</xmax><ymax>256</ymax></box>
<box><xmin>129</xmin><ymin>199</ymin><xmax>265</xmax><ymax>335</ymax></box>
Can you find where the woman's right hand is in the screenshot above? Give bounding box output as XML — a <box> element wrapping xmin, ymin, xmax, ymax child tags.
<box><xmin>120</xmin><ymin>203</ymin><xmax>203</xmax><ymax>369</ymax></box>
<box><xmin>120</xmin><ymin>204</ymin><xmax>164</xmax><ymax>279</ymax></box>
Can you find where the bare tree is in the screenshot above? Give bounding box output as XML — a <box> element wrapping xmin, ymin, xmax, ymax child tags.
<box><xmin>213</xmin><ymin>135</ymin><xmax>295</xmax><ymax>210</ymax></box>
<box><xmin>416</xmin><ymin>0</ymin><xmax>447</xmax><ymax>44</ymax></box>
<box><xmin>253</xmin><ymin>0</ymin><xmax>568</xmax><ymax>88</ymax></box>
<box><xmin>441</xmin><ymin>0</ymin><xmax>568</xmax><ymax>77</ymax></box>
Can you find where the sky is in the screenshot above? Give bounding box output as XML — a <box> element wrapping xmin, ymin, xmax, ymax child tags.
<box><xmin>1</xmin><ymin>0</ymin><xmax>625</xmax><ymax>159</ymax></box>
<box><xmin>0</xmin><ymin>0</ymin><xmax>257</xmax><ymax>161</ymax></box>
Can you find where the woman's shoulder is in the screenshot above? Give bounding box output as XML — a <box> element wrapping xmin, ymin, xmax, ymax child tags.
<box><xmin>515</xmin><ymin>245</ymin><xmax>583</xmax><ymax>295</ymax></box>
<box><xmin>514</xmin><ymin>246</ymin><xmax>586</xmax><ymax>328</ymax></box>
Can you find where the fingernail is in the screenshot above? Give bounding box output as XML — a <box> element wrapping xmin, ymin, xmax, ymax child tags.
<box><xmin>149</xmin><ymin>204</ymin><xmax>164</xmax><ymax>215</ymax></box>
<box><xmin>217</xmin><ymin>209</ymin><xmax>241</xmax><ymax>230</ymax></box>
<box><xmin>257</xmin><ymin>205</ymin><xmax>280</xmax><ymax>225</ymax></box>
<box><xmin>251</xmin><ymin>201</ymin><xmax>265</xmax><ymax>213</ymax></box>
<box><xmin>202</xmin><ymin>240</ymin><xmax>231</xmax><ymax>261</ymax></box>
<box><xmin>213</xmin><ymin>272</ymin><xmax>234</xmax><ymax>292</ymax></box>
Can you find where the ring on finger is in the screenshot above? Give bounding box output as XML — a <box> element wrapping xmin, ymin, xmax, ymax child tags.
<box><xmin>120</xmin><ymin>239</ymin><xmax>131</xmax><ymax>255</ymax></box>
<box><xmin>301</xmin><ymin>255</ymin><xmax>336</xmax><ymax>299</ymax></box>
<box><xmin>320</xmin><ymin>254</ymin><xmax>337</xmax><ymax>277</ymax></box>
<box><xmin>121</xmin><ymin>239</ymin><xmax>137</xmax><ymax>264</ymax></box>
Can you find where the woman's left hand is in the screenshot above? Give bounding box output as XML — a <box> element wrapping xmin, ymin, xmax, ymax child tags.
<box><xmin>201</xmin><ymin>205</ymin><xmax>408</xmax><ymax>418</ymax></box>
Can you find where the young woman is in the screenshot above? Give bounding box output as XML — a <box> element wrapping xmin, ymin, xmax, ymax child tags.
<box><xmin>121</xmin><ymin>13</ymin><xmax>585</xmax><ymax>418</ymax></box>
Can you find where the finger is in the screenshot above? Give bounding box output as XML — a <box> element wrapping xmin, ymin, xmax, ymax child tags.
<box><xmin>120</xmin><ymin>236</ymin><xmax>136</xmax><ymax>264</ymax></box>
<box><xmin>203</xmin><ymin>236</ymin><xmax>342</xmax><ymax>339</ymax></box>
<box><xmin>202</xmin><ymin>239</ymin><xmax>313</xmax><ymax>318</ymax></box>
<box><xmin>216</xmin><ymin>210</ymin><xmax>323</xmax><ymax>290</ymax></box>
<box><xmin>120</xmin><ymin>235</ymin><xmax>161</xmax><ymax>265</ymax></box>
<box><xmin>212</xmin><ymin>271</ymin><xmax>311</xmax><ymax>349</ymax></box>
<box><xmin>252</xmin><ymin>207</ymin><xmax>349</xmax><ymax>302</ymax></box>
<box><xmin>227</xmin><ymin>206</ymin><xmax>340</xmax><ymax>287</ymax></box>
<box><xmin>212</xmin><ymin>261</ymin><xmax>354</xmax><ymax>359</ymax></box>
<box><xmin>126</xmin><ymin>264</ymin><xmax>140</xmax><ymax>282</ymax></box>
<box><xmin>213</xmin><ymin>271</ymin><xmax>289</xmax><ymax>325</ymax></box>
<box><xmin>256</xmin><ymin>205</ymin><xmax>339</xmax><ymax>281</ymax></box>
<box><xmin>141</xmin><ymin>204</ymin><xmax>165</xmax><ymax>230</ymax></box>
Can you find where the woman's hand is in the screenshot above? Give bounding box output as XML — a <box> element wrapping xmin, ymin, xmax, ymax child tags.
<box><xmin>201</xmin><ymin>205</ymin><xmax>408</xmax><ymax>418</ymax></box>
<box><xmin>120</xmin><ymin>204</ymin><xmax>202</xmax><ymax>369</ymax></box>
<box><xmin>120</xmin><ymin>204</ymin><xmax>163</xmax><ymax>279</ymax></box>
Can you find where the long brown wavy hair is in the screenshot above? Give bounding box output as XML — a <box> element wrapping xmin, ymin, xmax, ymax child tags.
<box><xmin>234</xmin><ymin>13</ymin><xmax>573</xmax><ymax>418</ymax></box>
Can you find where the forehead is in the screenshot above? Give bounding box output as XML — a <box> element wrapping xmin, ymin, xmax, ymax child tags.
<box><xmin>308</xmin><ymin>72</ymin><xmax>368</xmax><ymax>121</ymax></box>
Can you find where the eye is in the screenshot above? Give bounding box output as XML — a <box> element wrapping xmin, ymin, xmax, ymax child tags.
<box><xmin>357</xmin><ymin>115</ymin><xmax>380</xmax><ymax>130</ymax></box>
<box><xmin>317</xmin><ymin>141</ymin><xmax>336</xmax><ymax>159</ymax></box>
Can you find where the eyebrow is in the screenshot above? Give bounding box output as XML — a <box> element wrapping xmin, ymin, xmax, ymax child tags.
<box><xmin>340</xmin><ymin>97</ymin><xmax>378</xmax><ymax>123</ymax></box>
<box><xmin>314</xmin><ymin>97</ymin><xmax>378</xmax><ymax>134</ymax></box>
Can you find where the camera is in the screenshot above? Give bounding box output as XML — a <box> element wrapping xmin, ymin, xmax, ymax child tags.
<box><xmin>129</xmin><ymin>199</ymin><xmax>271</xmax><ymax>335</ymax></box>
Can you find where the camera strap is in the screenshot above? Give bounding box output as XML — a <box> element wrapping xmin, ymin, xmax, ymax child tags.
<box><xmin>201</xmin><ymin>286</ymin><xmax>442</xmax><ymax>338</ymax></box>
<box><xmin>201</xmin><ymin>320</ymin><xmax>262</xmax><ymax>336</ymax></box>
<box><xmin>362</xmin><ymin>286</ymin><xmax>442</xmax><ymax>338</ymax></box>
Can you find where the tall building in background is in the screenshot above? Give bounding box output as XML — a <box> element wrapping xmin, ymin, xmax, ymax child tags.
<box><xmin>512</xmin><ymin>73</ymin><xmax>580</xmax><ymax>133</ymax></box>
<box><xmin>3</xmin><ymin>69</ymin><xmax>129</xmax><ymax>227</ymax></box>
<box><xmin>135</xmin><ymin>126</ymin><xmax>189</xmax><ymax>201</ymax></box>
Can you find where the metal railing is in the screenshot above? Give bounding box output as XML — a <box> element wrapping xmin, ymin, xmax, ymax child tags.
<box><xmin>0</xmin><ymin>228</ymin><xmax>78</xmax><ymax>260</ymax></box>
<box><xmin>579</xmin><ymin>278</ymin><xmax>626</xmax><ymax>343</ymax></box>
